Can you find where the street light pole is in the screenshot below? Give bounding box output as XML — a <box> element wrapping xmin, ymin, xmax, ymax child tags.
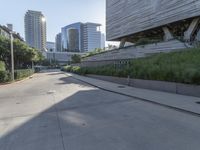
<box><xmin>10</xmin><ymin>32</ymin><xmax>14</xmax><ymax>81</ymax></box>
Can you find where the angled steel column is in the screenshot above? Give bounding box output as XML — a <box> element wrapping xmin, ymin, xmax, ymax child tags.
<box><xmin>184</xmin><ymin>18</ymin><xmax>200</xmax><ymax>41</ymax></box>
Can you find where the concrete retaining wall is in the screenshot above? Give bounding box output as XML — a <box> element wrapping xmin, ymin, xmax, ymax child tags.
<box><xmin>87</xmin><ymin>75</ymin><xmax>200</xmax><ymax>98</ymax></box>
<box><xmin>83</xmin><ymin>40</ymin><xmax>186</xmax><ymax>62</ymax></box>
<box><xmin>77</xmin><ymin>40</ymin><xmax>188</xmax><ymax>68</ymax></box>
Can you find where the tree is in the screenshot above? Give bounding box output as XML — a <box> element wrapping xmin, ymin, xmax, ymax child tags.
<box><xmin>71</xmin><ymin>54</ymin><xmax>81</xmax><ymax>64</ymax></box>
<box><xmin>0</xmin><ymin>36</ymin><xmax>44</xmax><ymax>69</ymax></box>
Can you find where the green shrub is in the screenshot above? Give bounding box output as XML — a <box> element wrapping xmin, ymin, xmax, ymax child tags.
<box><xmin>0</xmin><ymin>71</ymin><xmax>10</xmax><ymax>82</ymax></box>
<box><xmin>61</xmin><ymin>66</ymin><xmax>72</xmax><ymax>72</ymax></box>
<box><xmin>14</xmin><ymin>69</ymin><xmax>34</xmax><ymax>80</ymax></box>
<box><xmin>0</xmin><ymin>61</ymin><xmax>6</xmax><ymax>71</ymax></box>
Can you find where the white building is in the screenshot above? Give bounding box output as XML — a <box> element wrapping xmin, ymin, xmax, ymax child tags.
<box><xmin>83</xmin><ymin>23</ymin><xmax>101</xmax><ymax>52</ymax></box>
<box><xmin>46</xmin><ymin>42</ymin><xmax>55</xmax><ymax>52</ymax></box>
<box><xmin>24</xmin><ymin>10</ymin><xmax>47</xmax><ymax>51</ymax></box>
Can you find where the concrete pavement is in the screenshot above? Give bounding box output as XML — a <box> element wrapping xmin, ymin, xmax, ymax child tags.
<box><xmin>0</xmin><ymin>70</ymin><xmax>200</xmax><ymax>150</ymax></box>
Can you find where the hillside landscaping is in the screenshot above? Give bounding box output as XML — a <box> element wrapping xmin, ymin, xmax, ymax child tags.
<box><xmin>62</xmin><ymin>48</ymin><xmax>200</xmax><ymax>85</ymax></box>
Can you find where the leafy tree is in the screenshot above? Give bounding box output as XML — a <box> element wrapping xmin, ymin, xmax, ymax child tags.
<box><xmin>0</xmin><ymin>36</ymin><xmax>44</xmax><ymax>69</ymax></box>
<box><xmin>71</xmin><ymin>54</ymin><xmax>81</xmax><ymax>64</ymax></box>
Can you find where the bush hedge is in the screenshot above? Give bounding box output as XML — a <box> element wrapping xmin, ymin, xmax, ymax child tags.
<box><xmin>0</xmin><ymin>71</ymin><xmax>10</xmax><ymax>82</ymax></box>
<box><xmin>0</xmin><ymin>69</ymin><xmax>35</xmax><ymax>83</ymax></box>
<box><xmin>0</xmin><ymin>61</ymin><xmax>6</xmax><ymax>71</ymax></box>
<box><xmin>14</xmin><ymin>69</ymin><xmax>34</xmax><ymax>80</ymax></box>
<box><xmin>62</xmin><ymin>48</ymin><xmax>200</xmax><ymax>85</ymax></box>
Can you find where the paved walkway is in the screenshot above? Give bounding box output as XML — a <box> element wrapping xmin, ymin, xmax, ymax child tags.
<box><xmin>66</xmin><ymin>73</ymin><xmax>200</xmax><ymax>116</ymax></box>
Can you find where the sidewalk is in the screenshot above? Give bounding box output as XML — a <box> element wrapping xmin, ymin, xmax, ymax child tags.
<box><xmin>66</xmin><ymin>73</ymin><xmax>200</xmax><ymax>116</ymax></box>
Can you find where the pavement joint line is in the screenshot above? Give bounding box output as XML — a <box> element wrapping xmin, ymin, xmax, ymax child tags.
<box><xmin>52</xmin><ymin>94</ymin><xmax>66</xmax><ymax>150</ymax></box>
<box><xmin>0</xmin><ymin>111</ymin><xmax>58</xmax><ymax>121</ymax></box>
<box><xmin>66</xmin><ymin>73</ymin><xmax>200</xmax><ymax>118</ymax></box>
<box><xmin>0</xmin><ymin>99</ymin><xmax>134</xmax><ymax>121</ymax></box>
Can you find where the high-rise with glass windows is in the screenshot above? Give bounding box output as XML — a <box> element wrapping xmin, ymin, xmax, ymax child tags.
<box><xmin>61</xmin><ymin>22</ymin><xmax>83</xmax><ymax>52</ymax></box>
<box><xmin>61</xmin><ymin>22</ymin><xmax>102</xmax><ymax>52</ymax></box>
<box><xmin>24</xmin><ymin>10</ymin><xmax>47</xmax><ymax>51</ymax></box>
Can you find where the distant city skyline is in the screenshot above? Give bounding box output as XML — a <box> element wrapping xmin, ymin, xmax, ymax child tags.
<box><xmin>0</xmin><ymin>0</ymin><xmax>106</xmax><ymax>43</ymax></box>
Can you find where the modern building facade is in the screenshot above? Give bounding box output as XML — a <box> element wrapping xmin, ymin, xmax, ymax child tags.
<box><xmin>61</xmin><ymin>22</ymin><xmax>102</xmax><ymax>52</ymax></box>
<box><xmin>83</xmin><ymin>23</ymin><xmax>101</xmax><ymax>52</ymax></box>
<box><xmin>24</xmin><ymin>10</ymin><xmax>47</xmax><ymax>51</ymax></box>
<box><xmin>55</xmin><ymin>33</ymin><xmax>62</xmax><ymax>52</ymax></box>
<box><xmin>46</xmin><ymin>42</ymin><xmax>55</xmax><ymax>52</ymax></box>
<box><xmin>106</xmin><ymin>0</ymin><xmax>200</xmax><ymax>47</ymax></box>
<box><xmin>67</xmin><ymin>28</ymin><xmax>80</xmax><ymax>51</ymax></box>
<box><xmin>46</xmin><ymin>52</ymin><xmax>86</xmax><ymax>64</ymax></box>
<box><xmin>61</xmin><ymin>22</ymin><xmax>83</xmax><ymax>52</ymax></box>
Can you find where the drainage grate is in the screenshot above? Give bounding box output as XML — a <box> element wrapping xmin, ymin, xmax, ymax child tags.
<box><xmin>118</xmin><ymin>86</ymin><xmax>126</xmax><ymax>88</ymax></box>
<box><xmin>196</xmin><ymin>101</ymin><xmax>200</xmax><ymax>104</ymax></box>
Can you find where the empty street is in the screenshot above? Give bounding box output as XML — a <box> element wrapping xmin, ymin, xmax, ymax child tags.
<box><xmin>0</xmin><ymin>70</ymin><xmax>200</xmax><ymax>150</ymax></box>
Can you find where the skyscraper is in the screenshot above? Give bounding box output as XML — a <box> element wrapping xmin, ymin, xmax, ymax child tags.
<box><xmin>24</xmin><ymin>10</ymin><xmax>47</xmax><ymax>51</ymax></box>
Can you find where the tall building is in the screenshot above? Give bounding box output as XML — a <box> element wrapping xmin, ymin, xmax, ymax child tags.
<box><xmin>83</xmin><ymin>23</ymin><xmax>101</xmax><ymax>52</ymax></box>
<box><xmin>24</xmin><ymin>10</ymin><xmax>47</xmax><ymax>51</ymax></box>
<box><xmin>55</xmin><ymin>33</ymin><xmax>62</xmax><ymax>52</ymax></box>
<box><xmin>61</xmin><ymin>22</ymin><xmax>102</xmax><ymax>52</ymax></box>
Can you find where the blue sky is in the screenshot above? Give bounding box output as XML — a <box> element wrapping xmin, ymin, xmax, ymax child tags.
<box><xmin>0</xmin><ymin>0</ymin><xmax>106</xmax><ymax>42</ymax></box>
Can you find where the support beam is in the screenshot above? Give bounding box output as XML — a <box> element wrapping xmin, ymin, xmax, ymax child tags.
<box><xmin>162</xmin><ymin>27</ymin><xmax>174</xmax><ymax>41</ymax></box>
<box><xmin>184</xmin><ymin>18</ymin><xmax>200</xmax><ymax>41</ymax></box>
<box><xmin>119</xmin><ymin>38</ymin><xmax>126</xmax><ymax>48</ymax></box>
